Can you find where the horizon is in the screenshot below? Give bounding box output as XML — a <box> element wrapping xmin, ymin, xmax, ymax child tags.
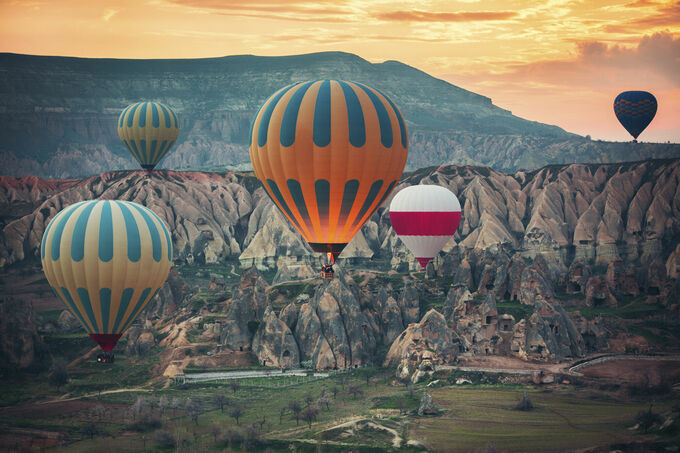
<box><xmin>1</xmin><ymin>0</ymin><xmax>678</xmax><ymax>143</ymax></box>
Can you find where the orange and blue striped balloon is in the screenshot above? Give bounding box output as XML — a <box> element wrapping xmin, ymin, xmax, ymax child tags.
<box><xmin>41</xmin><ymin>200</ymin><xmax>173</xmax><ymax>351</ymax></box>
<box><xmin>118</xmin><ymin>101</ymin><xmax>180</xmax><ymax>173</ymax></box>
<box><xmin>249</xmin><ymin>80</ymin><xmax>409</xmax><ymax>260</ymax></box>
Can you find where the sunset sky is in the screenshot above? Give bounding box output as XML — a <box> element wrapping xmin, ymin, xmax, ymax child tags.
<box><xmin>1</xmin><ymin>0</ymin><xmax>678</xmax><ymax>142</ymax></box>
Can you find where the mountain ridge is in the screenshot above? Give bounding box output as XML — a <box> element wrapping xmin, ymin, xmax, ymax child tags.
<box><xmin>3</xmin><ymin>51</ymin><xmax>677</xmax><ymax>178</ymax></box>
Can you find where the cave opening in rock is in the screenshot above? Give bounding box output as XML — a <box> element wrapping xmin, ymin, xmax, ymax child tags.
<box><xmin>567</xmin><ymin>282</ymin><xmax>581</xmax><ymax>293</ymax></box>
<box><xmin>574</xmin><ymin>268</ymin><xmax>583</xmax><ymax>277</ymax></box>
<box><xmin>592</xmin><ymin>296</ymin><xmax>606</xmax><ymax>307</ymax></box>
<box><xmin>282</xmin><ymin>350</ymin><xmax>290</xmax><ymax>358</ymax></box>
<box><xmin>503</xmin><ymin>291</ymin><xmax>511</xmax><ymax>301</ymax></box>
<box><xmin>512</xmin><ymin>294</ymin><xmax>518</xmax><ymax>301</ymax></box>
<box><xmin>648</xmin><ymin>286</ymin><xmax>660</xmax><ymax>295</ymax></box>
<box><xmin>486</xmin><ymin>283</ymin><xmax>494</xmax><ymax>290</ymax></box>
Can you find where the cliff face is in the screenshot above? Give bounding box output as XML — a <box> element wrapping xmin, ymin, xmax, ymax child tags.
<box><xmin>2</xmin><ymin>52</ymin><xmax>678</xmax><ymax>179</ymax></box>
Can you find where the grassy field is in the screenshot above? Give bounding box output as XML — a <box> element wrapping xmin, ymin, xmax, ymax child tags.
<box><xmin>2</xmin><ymin>362</ymin><xmax>677</xmax><ymax>452</ymax></box>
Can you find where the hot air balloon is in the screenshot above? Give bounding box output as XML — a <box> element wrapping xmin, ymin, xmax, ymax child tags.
<box><xmin>613</xmin><ymin>91</ymin><xmax>657</xmax><ymax>142</ymax></box>
<box><xmin>389</xmin><ymin>185</ymin><xmax>461</xmax><ymax>269</ymax></box>
<box><xmin>118</xmin><ymin>101</ymin><xmax>180</xmax><ymax>174</ymax></box>
<box><xmin>41</xmin><ymin>200</ymin><xmax>173</xmax><ymax>362</ymax></box>
<box><xmin>249</xmin><ymin>80</ymin><xmax>408</xmax><ymax>278</ymax></box>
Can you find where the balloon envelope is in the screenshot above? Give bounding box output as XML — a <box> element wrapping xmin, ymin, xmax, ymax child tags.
<box><xmin>389</xmin><ymin>185</ymin><xmax>461</xmax><ymax>268</ymax></box>
<box><xmin>613</xmin><ymin>91</ymin><xmax>657</xmax><ymax>140</ymax></box>
<box><xmin>118</xmin><ymin>101</ymin><xmax>180</xmax><ymax>173</ymax></box>
<box><xmin>249</xmin><ymin>80</ymin><xmax>408</xmax><ymax>261</ymax></box>
<box><xmin>41</xmin><ymin>200</ymin><xmax>173</xmax><ymax>351</ymax></box>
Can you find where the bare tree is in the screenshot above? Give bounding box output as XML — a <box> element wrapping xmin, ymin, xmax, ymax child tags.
<box><xmin>347</xmin><ymin>385</ymin><xmax>363</xmax><ymax>399</ymax></box>
<box><xmin>156</xmin><ymin>430</ymin><xmax>176</xmax><ymax>448</ymax></box>
<box><xmin>288</xmin><ymin>400</ymin><xmax>302</xmax><ymax>425</ymax></box>
<box><xmin>92</xmin><ymin>404</ymin><xmax>106</xmax><ymax>420</ymax></box>
<box><xmin>317</xmin><ymin>394</ymin><xmax>332</xmax><ymax>410</ymax></box>
<box><xmin>229</xmin><ymin>380</ymin><xmax>241</xmax><ymax>394</ymax></box>
<box><xmin>212</xmin><ymin>394</ymin><xmax>230</xmax><ymax>413</ymax></box>
<box><xmin>131</xmin><ymin>396</ymin><xmax>147</xmax><ymax>421</ymax></box>
<box><xmin>158</xmin><ymin>395</ymin><xmax>169</xmax><ymax>418</ymax></box>
<box><xmin>301</xmin><ymin>405</ymin><xmax>319</xmax><ymax>429</ymax></box>
<box><xmin>210</xmin><ymin>423</ymin><xmax>221</xmax><ymax>444</ymax></box>
<box><xmin>279</xmin><ymin>406</ymin><xmax>286</xmax><ymax>424</ymax></box>
<box><xmin>331</xmin><ymin>386</ymin><xmax>339</xmax><ymax>398</ymax></box>
<box><xmin>221</xmin><ymin>427</ymin><xmax>243</xmax><ymax>449</ymax></box>
<box><xmin>304</xmin><ymin>393</ymin><xmax>314</xmax><ymax>407</ymax></box>
<box><xmin>186</xmin><ymin>398</ymin><xmax>202</xmax><ymax>425</ymax></box>
<box><xmin>230</xmin><ymin>405</ymin><xmax>244</xmax><ymax>425</ymax></box>
<box><xmin>171</xmin><ymin>397</ymin><xmax>180</xmax><ymax>416</ymax></box>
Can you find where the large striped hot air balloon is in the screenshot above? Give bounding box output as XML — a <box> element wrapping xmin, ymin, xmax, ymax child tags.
<box><xmin>249</xmin><ymin>80</ymin><xmax>408</xmax><ymax>277</ymax></box>
<box><xmin>41</xmin><ymin>200</ymin><xmax>173</xmax><ymax>359</ymax></box>
<box><xmin>389</xmin><ymin>185</ymin><xmax>461</xmax><ymax>269</ymax></box>
<box><xmin>118</xmin><ymin>101</ymin><xmax>180</xmax><ymax>174</ymax></box>
<box><xmin>613</xmin><ymin>91</ymin><xmax>657</xmax><ymax>141</ymax></box>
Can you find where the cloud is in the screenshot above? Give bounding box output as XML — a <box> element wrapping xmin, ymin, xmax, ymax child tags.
<box><xmin>165</xmin><ymin>0</ymin><xmax>359</xmax><ymax>21</ymax></box>
<box><xmin>491</xmin><ymin>32</ymin><xmax>680</xmax><ymax>88</ymax></box>
<box><xmin>102</xmin><ymin>9</ymin><xmax>118</xmax><ymax>21</ymax></box>
<box><xmin>607</xmin><ymin>1</ymin><xmax>680</xmax><ymax>31</ymax></box>
<box><xmin>375</xmin><ymin>9</ymin><xmax>517</xmax><ymax>22</ymax></box>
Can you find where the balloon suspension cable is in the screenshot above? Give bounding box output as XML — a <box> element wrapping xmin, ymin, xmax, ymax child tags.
<box><xmin>327</xmin><ymin>252</ymin><xmax>335</xmax><ymax>265</ymax></box>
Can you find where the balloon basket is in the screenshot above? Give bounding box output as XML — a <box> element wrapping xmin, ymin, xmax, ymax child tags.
<box><xmin>97</xmin><ymin>352</ymin><xmax>115</xmax><ymax>364</ymax></box>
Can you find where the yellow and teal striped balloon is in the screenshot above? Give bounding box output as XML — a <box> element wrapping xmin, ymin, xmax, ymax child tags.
<box><xmin>41</xmin><ymin>200</ymin><xmax>173</xmax><ymax>351</ymax></box>
<box><xmin>118</xmin><ymin>101</ymin><xmax>180</xmax><ymax>173</ymax></box>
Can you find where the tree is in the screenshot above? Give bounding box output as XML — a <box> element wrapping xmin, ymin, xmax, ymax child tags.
<box><xmin>131</xmin><ymin>396</ymin><xmax>147</xmax><ymax>421</ymax></box>
<box><xmin>92</xmin><ymin>404</ymin><xmax>106</xmax><ymax>420</ymax></box>
<box><xmin>347</xmin><ymin>385</ymin><xmax>363</xmax><ymax>399</ymax></box>
<box><xmin>221</xmin><ymin>427</ymin><xmax>243</xmax><ymax>449</ymax></box>
<box><xmin>210</xmin><ymin>423</ymin><xmax>221</xmax><ymax>444</ymax></box>
<box><xmin>279</xmin><ymin>406</ymin><xmax>286</xmax><ymax>424</ymax></box>
<box><xmin>171</xmin><ymin>397</ymin><xmax>180</xmax><ymax>416</ymax></box>
<box><xmin>156</xmin><ymin>430</ymin><xmax>177</xmax><ymax>449</ymax></box>
<box><xmin>331</xmin><ymin>386</ymin><xmax>339</xmax><ymax>398</ymax></box>
<box><xmin>317</xmin><ymin>394</ymin><xmax>332</xmax><ymax>410</ymax></box>
<box><xmin>82</xmin><ymin>423</ymin><xmax>99</xmax><ymax>439</ymax></box>
<box><xmin>185</xmin><ymin>398</ymin><xmax>201</xmax><ymax>425</ymax></box>
<box><xmin>288</xmin><ymin>401</ymin><xmax>302</xmax><ymax>425</ymax></box>
<box><xmin>514</xmin><ymin>392</ymin><xmax>534</xmax><ymax>411</ymax></box>
<box><xmin>301</xmin><ymin>405</ymin><xmax>319</xmax><ymax>429</ymax></box>
<box><xmin>212</xmin><ymin>394</ymin><xmax>230</xmax><ymax>413</ymax></box>
<box><xmin>49</xmin><ymin>359</ymin><xmax>69</xmax><ymax>389</ymax></box>
<box><xmin>230</xmin><ymin>405</ymin><xmax>244</xmax><ymax>425</ymax></box>
<box><xmin>304</xmin><ymin>393</ymin><xmax>314</xmax><ymax>407</ymax></box>
<box><xmin>158</xmin><ymin>395</ymin><xmax>169</xmax><ymax>418</ymax></box>
<box><xmin>229</xmin><ymin>380</ymin><xmax>241</xmax><ymax>394</ymax></box>
<box><xmin>636</xmin><ymin>405</ymin><xmax>664</xmax><ymax>433</ymax></box>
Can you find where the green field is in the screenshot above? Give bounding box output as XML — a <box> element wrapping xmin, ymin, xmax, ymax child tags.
<box><xmin>1</xmin><ymin>364</ymin><xmax>677</xmax><ymax>452</ymax></box>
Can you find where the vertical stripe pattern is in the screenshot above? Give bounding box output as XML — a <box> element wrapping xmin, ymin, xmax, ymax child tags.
<box><xmin>118</xmin><ymin>101</ymin><xmax>180</xmax><ymax>171</ymax></box>
<box><xmin>41</xmin><ymin>200</ymin><xmax>173</xmax><ymax>347</ymax></box>
<box><xmin>249</xmin><ymin>80</ymin><xmax>408</xmax><ymax>255</ymax></box>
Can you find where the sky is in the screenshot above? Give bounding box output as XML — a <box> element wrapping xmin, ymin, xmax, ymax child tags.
<box><xmin>1</xmin><ymin>0</ymin><xmax>678</xmax><ymax>142</ymax></box>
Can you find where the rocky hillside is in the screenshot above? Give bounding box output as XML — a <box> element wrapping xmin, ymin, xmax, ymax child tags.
<box><xmin>1</xmin><ymin>52</ymin><xmax>678</xmax><ymax>178</ymax></box>
<box><xmin>1</xmin><ymin>160</ymin><xmax>678</xmax><ymax>372</ymax></box>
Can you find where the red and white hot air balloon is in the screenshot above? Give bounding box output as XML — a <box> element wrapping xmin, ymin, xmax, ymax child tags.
<box><xmin>389</xmin><ymin>185</ymin><xmax>462</xmax><ymax>268</ymax></box>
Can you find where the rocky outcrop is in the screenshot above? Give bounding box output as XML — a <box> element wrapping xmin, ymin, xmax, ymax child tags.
<box><xmin>219</xmin><ymin>267</ymin><xmax>269</xmax><ymax>351</ymax></box>
<box><xmin>252</xmin><ymin>306</ymin><xmax>300</xmax><ymax>368</ymax></box>
<box><xmin>585</xmin><ymin>277</ymin><xmax>617</xmax><ymax>307</ymax></box>
<box><xmin>385</xmin><ymin>309</ymin><xmax>460</xmax><ymax>369</ymax></box>
<box><xmin>0</xmin><ymin>298</ymin><xmax>42</xmax><ymax>372</ymax></box>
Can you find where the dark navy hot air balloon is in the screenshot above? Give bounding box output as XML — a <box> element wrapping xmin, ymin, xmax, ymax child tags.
<box><xmin>613</xmin><ymin>91</ymin><xmax>657</xmax><ymax>141</ymax></box>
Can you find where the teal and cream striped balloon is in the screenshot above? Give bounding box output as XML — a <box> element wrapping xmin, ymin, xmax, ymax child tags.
<box><xmin>118</xmin><ymin>101</ymin><xmax>180</xmax><ymax>174</ymax></box>
<box><xmin>41</xmin><ymin>200</ymin><xmax>173</xmax><ymax>351</ymax></box>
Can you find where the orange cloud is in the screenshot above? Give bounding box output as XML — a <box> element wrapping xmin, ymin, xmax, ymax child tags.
<box><xmin>375</xmin><ymin>10</ymin><xmax>517</xmax><ymax>22</ymax></box>
<box><xmin>166</xmin><ymin>0</ymin><xmax>357</xmax><ymax>21</ymax></box>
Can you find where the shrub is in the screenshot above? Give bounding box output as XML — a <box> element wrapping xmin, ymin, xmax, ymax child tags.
<box><xmin>514</xmin><ymin>392</ymin><xmax>534</xmax><ymax>411</ymax></box>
